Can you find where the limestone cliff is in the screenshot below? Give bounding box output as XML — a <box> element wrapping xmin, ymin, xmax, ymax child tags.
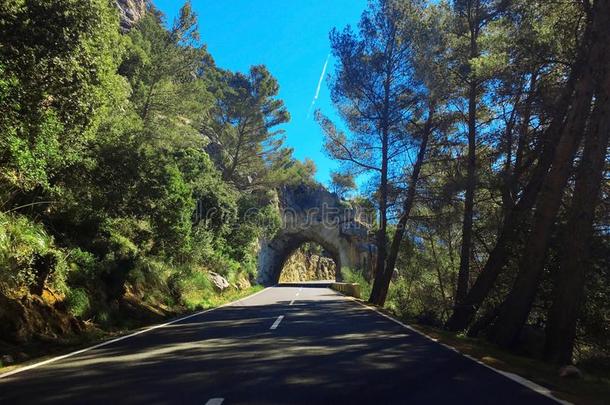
<box><xmin>115</xmin><ymin>0</ymin><xmax>147</xmax><ymax>32</ymax></box>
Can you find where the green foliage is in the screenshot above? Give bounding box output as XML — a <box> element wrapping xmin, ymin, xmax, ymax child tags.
<box><xmin>205</xmin><ymin>64</ymin><xmax>293</xmax><ymax>189</ymax></box>
<box><xmin>66</xmin><ymin>288</ymin><xmax>91</xmax><ymax>318</ymax></box>
<box><xmin>0</xmin><ymin>0</ymin><xmax>311</xmax><ymax>339</ymax></box>
<box><xmin>0</xmin><ymin>212</ymin><xmax>49</xmax><ymax>291</ymax></box>
<box><xmin>0</xmin><ymin>0</ymin><xmax>128</xmax><ymax>192</ymax></box>
<box><xmin>173</xmin><ymin>267</ymin><xmax>214</xmax><ymax>310</ymax></box>
<box><xmin>0</xmin><ymin>212</ymin><xmax>69</xmax><ymax>294</ymax></box>
<box><xmin>342</xmin><ymin>268</ymin><xmax>372</xmax><ymax>302</ymax></box>
<box><xmin>330</xmin><ymin>171</ymin><xmax>356</xmax><ymax>198</ymax></box>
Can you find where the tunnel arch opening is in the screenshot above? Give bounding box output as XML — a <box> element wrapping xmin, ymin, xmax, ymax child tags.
<box><xmin>278</xmin><ymin>241</ymin><xmax>340</xmax><ymax>283</ymax></box>
<box><xmin>256</xmin><ymin>184</ymin><xmax>376</xmax><ymax>286</ymax></box>
<box><xmin>257</xmin><ymin>230</ymin><xmax>345</xmax><ymax>285</ymax></box>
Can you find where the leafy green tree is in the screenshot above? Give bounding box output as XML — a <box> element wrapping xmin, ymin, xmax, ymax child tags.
<box><xmin>447</xmin><ymin>0</ymin><xmax>510</xmax><ymax>306</ymax></box>
<box><xmin>321</xmin><ymin>0</ymin><xmax>425</xmax><ymax>305</ymax></box>
<box><xmin>205</xmin><ymin>65</ymin><xmax>290</xmax><ymax>189</ymax></box>
<box><xmin>489</xmin><ymin>0</ymin><xmax>610</xmax><ymax>349</ymax></box>
<box><xmin>0</xmin><ymin>0</ymin><xmax>127</xmax><ymax>195</ymax></box>
<box><xmin>330</xmin><ymin>172</ymin><xmax>356</xmax><ymax>198</ymax></box>
<box><xmin>121</xmin><ymin>2</ymin><xmax>213</xmax><ymax>147</ymax></box>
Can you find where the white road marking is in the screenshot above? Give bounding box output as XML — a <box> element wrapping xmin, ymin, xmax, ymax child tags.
<box><xmin>290</xmin><ymin>288</ymin><xmax>301</xmax><ymax>305</ymax></box>
<box><xmin>205</xmin><ymin>398</ymin><xmax>224</xmax><ymax>405</ymax></box>
<box><xmin>342</xmin><ymin>294</ymin><xmax>570</xmax><ymax>405</ymax></box>
<box><xmin>0</xmin><ymin>287</ymin><xmax>271</xmax><ymax>380</ymax></box>
<box><xmin>270</xmin><ymin>315</ymin><xmax>285</xmax><ymax>330</ymax></box>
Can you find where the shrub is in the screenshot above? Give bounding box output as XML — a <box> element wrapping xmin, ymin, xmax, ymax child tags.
<box><xmin>173</xmin><ymin>266</ymin><xmax>214</xmax><ymax>310</ymax></box>
<box><xmin>342</xmin><ymin>267</ymin><xmax>371</xmax><ymax>300</ymax></box>
<box><xmin>66</xmin><ymin>288</ymin><xmax>91</xmax><ymax>318</ymax></box>
<box><xmin>0</xmin><ymin>212</ymin><xmax>69</xmax><ymax>294</ymax></box>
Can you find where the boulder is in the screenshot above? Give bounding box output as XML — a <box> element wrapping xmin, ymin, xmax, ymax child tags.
<box><xmin>559</xmin><ymin>365</ymin><xmax>583</xmax><ymax>379</ymax></box>
<box><xmin>208</xmin><ymin>272</ymin><xmax>230</xmax><ymax>292</ymax></box>
<box><xmin>16</xmin><ymin>352</ymin><xmax>29</xmax><ymax>361</ymax></box>
<box><xmin>392</xmin><ymin>267</ymin><xmax>399</xmax><ymax>281</ymax></box>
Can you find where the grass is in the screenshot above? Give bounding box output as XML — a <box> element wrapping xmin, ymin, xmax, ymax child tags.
<box><xmin>0</xmin><ymin>285</ymin><xmax>263</xmax><ymax>374</ymax></box>
<box><xmin>185</xmin><ymin>284</ymin><xmax>264</xmax><ymax>310</ymax></box>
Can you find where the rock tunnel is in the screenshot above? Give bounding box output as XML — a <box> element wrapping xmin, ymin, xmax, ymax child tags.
<box><xmin>257</xmin><ymin>184</ymin><xmax>376</xmax><ymax>286</ymax></box>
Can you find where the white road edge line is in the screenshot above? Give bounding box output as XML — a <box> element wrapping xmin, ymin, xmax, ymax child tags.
<box><xmin>205</xmin><ymin>398</ymin><xmax>224</xmax><ymax>405</ymax></box>
<box><xmin>270</xmin><ymin>315</ymin><xmax>285</xmax><ymax>330</ymax></box>
<box><xmin>0</xmin><ymin>287</ymin><xmax>271</xmax><ymax>380</ymax></box>
<box><xmin>341</xmin><ymin>293</ymin><xmax>571</xmax><ymax>405</ymax></box>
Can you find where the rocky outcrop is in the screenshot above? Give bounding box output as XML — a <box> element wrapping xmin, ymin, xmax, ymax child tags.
<box><xmin>115</xmin><ymin>0</ymin><xmax>147</xmax><ymax>32</ymax></box>
<box><xmin>235</xmin><ymin>275</ymin><xmax>252</xmax><ymax>290</ymax></box>
<box><xmin>279</xmin><ymin>249</ymin><xmax>336</xmax><ymax>283</ymax></box>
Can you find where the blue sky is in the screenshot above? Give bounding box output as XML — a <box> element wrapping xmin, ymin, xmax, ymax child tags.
<box><xmin>154</xmin><ymin>0</ymin><xmax>367</xmax><ymax>186</ymax></box>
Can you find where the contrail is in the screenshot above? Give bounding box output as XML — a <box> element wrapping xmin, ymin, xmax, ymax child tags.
<box><xmin>307</xmin><ymin>54</ymin><xmax>330</xmax><ymax>119</ymax></box>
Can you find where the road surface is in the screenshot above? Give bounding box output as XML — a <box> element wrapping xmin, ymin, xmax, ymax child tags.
<box><xmin>0</xmin><ymin>283</ymin><xmax>561</xmax><ymax>404</ymax></box>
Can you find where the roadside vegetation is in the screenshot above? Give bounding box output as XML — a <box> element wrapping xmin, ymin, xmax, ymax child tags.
<box><xmin>1</xmin><ymin>0</ymin><xmax>609</xmax><ymax>402</ymax></box>
<box><xmin>323</xmin><ymin>0</ymin><xmax>610</xmax><ymax>396</ymax></box>
<box><xmin>0</xmin><ymin>0</ymin><xmax>314</xmax><ymax>362</ymax></box>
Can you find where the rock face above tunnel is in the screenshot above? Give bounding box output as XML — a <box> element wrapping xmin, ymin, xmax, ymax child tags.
<box><xmin>116</xmin><ymin>0</ymin><xmax>147</xmax><ymax>32</ymax></box>
<box><xmin>257</xmin><ymin>184</ymin><xmax>376</xmax><ymax>286</ymax></box>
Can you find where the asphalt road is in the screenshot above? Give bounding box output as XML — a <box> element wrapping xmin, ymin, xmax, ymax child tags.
<box><xmin>0</xmin><ymin>283</ymin><xmax>561</xmax><ymax>405</ymax></box>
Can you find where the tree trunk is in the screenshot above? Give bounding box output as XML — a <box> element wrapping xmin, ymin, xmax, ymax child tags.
<box><xmin>456</xmin><ymin>25</ymin><xmax>479</xmax><ymax>306</ymax></box>
<box><xmin>467</xmin><ymin>303</ymin><xmax>502</xmax><ymax>338</ymax></box>
<box><xmin>513</xmin><ymin>72</ymin><xmax>538</xmax><ymax>196</ymax></box>
<box><xmin>369</xmin><ymin>49</ymin><xmax>395</xmax><ymax>305</ymax></box>
<box><xmin>369</xmin><ymin>123</ymin><xmax>390</xmax><ymax>305</ymax></box>
<box><xmin>544</xmin><ymin>20</ymin><xmax>610</xmax><ymax>364</ymax></box>
<box><xmin>500</xmin><ymin>80</ymin><xmax>524</xmax><ymax>218</ymax></box>
<box><xmin>489</xmin><ymin>18</ymin><xmax>605</xmax><ymax>346</ymax></box>
<box><xmin>30</xmin><ymin>253</ymin><xmax>56</xmax><ymax>296</ymax></box>
<box><xmin>429</xmin><ymin>236</ymin><xmax>450</xmax><ymax>321</ymax></box>
<box><xmin>445</xmin><ymin>21</ymin><xmax>593</xmax><ymax>332</ymax></box>
<box><xmin>371</xmin><ymin>107</ymin><xmax>434</xmax><ymax>305</ymax></box>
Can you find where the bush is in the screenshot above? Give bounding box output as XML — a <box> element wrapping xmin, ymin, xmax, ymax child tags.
<box><xmin>386</xmin><ymin>275</ymin><xmax>448</xmax><ymax>327</ymax></box>
<box><xmin>173</xmin><ymin>266</ymin><xmax>214</xmax><ymax>310</ymax></box>
<box><xmin>342</xmin><ymin>267</ymin><xmax>371</xmax><ymax>300</ymax></box>
<box><xmin>66</xmin><ymin>288</ymin><xmax>91</xmax><ymax>318</ymax></box>
<box><xmin>0</xmin><ymin>212</ymin><xmax>69</xmax><ymax>295</ymax></box>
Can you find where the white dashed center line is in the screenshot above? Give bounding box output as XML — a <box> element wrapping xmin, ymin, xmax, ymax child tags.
<box><xmin>205</xmin><ymin>398</ymin><xmax>224</xmax><ymax>405</ymax></box>
<box><xmin>270</xmin><ymin>315</ymin><xmax>284</xmax><ymax>330</ymax></box>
